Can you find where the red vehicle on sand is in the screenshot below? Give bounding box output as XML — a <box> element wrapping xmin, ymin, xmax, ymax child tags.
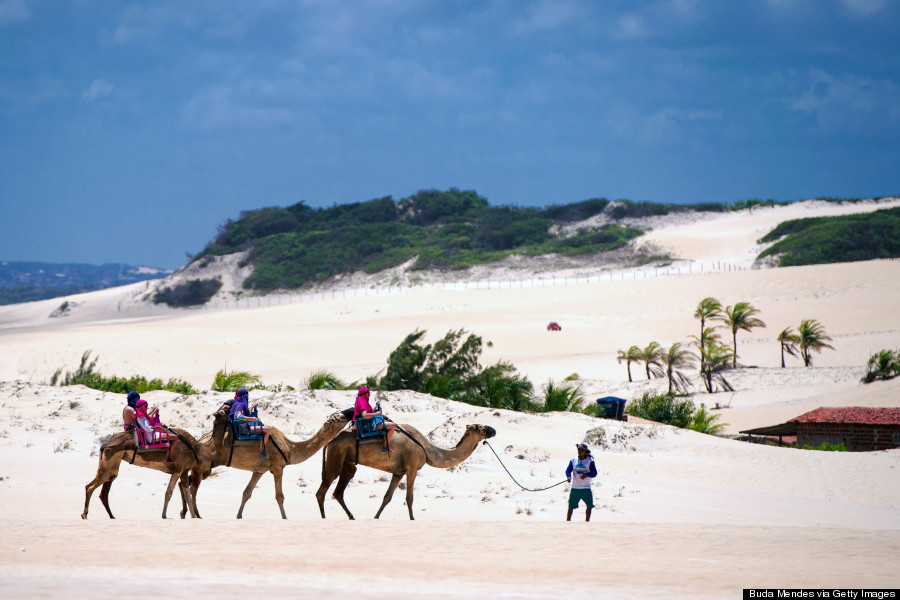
<box><xmin>547</xmin><ymin>322</ymin><xmax>561</xmax><ymax>331</ymax></box>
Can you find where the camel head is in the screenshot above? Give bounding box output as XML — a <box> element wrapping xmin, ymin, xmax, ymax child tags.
<box><xmin>468</xmin><ymin>424</ymin><xmax>497</xmax><ymax>440</ymax></box>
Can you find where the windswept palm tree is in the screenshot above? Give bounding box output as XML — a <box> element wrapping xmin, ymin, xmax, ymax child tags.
<box><xmin>864</xmin><ymin>349</ymin><xmax>899</xmax><ymax>382</ymax></box>
<box><xmin>797</xmin><ymin>319</ymin><xmax>835</xmax><ymax>367</ymax></box>
<box><xmin>211</xmin><ymin>368</ymin><xmax>262</xmax><ymax>392</ymax></box>
<box><xmin>723</xmin><ymin>301</ymin><xmax>766</xmax><ymax>367</ymax></box>
<box><xmin>777</xmin><ymin>327</ymin><xmax>800</xmax><ymax>368</ymax></box>
<box><xmin>616</xmin><ymin>345</ymin><xmax>642</xmax><ymax>382</ymax></box>
<box><xmin>694</xmin><ymin>298</ymin><xmax>723</xmax><ymax>340</ymax></box>
<box><xmin>694</xmin><ymin>298</ymin><xmax>722</xmax><ymax>377</ymax></box>
<box><xmin>639</xmin><ymin>341</ymin><xmax>665</xmax><ymax>380</ymax></box>
<box><xmin>660</xmin><ymin>342</ymin><xmax>697</xmax><ymax>394</ymax></box>
<box><xmin>303</xmin><ymin>370</ymin><xmax>350</xmax><ymax>390</ymax></box>
<box><xmin>692</xmin><ymin>329</ymin><xmax>735</xmax><ymax>393</ymax></box>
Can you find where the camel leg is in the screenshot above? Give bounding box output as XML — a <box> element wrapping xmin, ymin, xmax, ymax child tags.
<box><xmin>177</xmin><ymin>472</ymin><xmax>201</xmax><ymax>519</ymax></box>
<box><xmin>271</xmin><ymin>467</ymin><xmax>288</xmax><ymax>520</ymax></box>
<box><xmin>403</xmin><ymin>469</ymin><xmax>418</xmax><ymax>520</ymax></box>
<box><xmin>236</xmin><ymin>471</ymin><xmax>265</xmax><ymax>519</ymax></box>
<box><xmin>178</xmin><ymin>472</ymin><xmax>202</xmax><ymax>519</ymax></box>
<box><xmin>82</xmin><ymin>452</ymin><xmax>123</xmax><ymax>520</ymax></box>
<box><xmin>161</xmin><ymin>472</ymin><xmax>184</xmax><ymax>519</ymax></box>
<box><xmin>178</xmin><ymin>473</ymin><xmax>189</xmax><ymax>519</ymax></box>
<box><xmin>99</xmin><ymin>480</ymin><xmax>116</xmax><ymax>519</ymax></box>
<box><xmin>315</xmin><ymin>474</ymin><xmax>337</xmax><ymax>519</ymax></box>
<box><xmin>374</xmin><ymin>473</ymin><xmax>404</xmax><ymax>520</ymax></box>
<box><xmin>188</xmin><ymin>471</ymin><xmax>202</xmax><ymax>519</ymax></box>
<box><xmin>331</xmin><ymin>463</ymin><xmax>358</xmax><ymax>520</ymax></box>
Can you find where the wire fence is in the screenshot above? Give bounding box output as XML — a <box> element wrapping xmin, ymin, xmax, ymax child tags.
<box><xmin>117</xmin><ymin>256</ymin><xmax>900</xmax><ymax>314</ymax></box>
<box><xmin>116</xmin><ymin>259</ymin><xmax>756</xmax><ymax>314</ymax></box>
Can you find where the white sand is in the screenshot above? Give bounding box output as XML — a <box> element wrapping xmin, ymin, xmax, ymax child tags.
<box><xmin>1</xmin><ymin>199</ymin><xmax>899</xmax><ymax>598</ymax></box>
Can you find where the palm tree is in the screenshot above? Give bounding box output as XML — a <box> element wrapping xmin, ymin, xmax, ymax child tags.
<box><xmin>694</xmin><ymin>297</ymin><xmax>723</xmax><ymax>340</ymax></box>
<box><xmin>723</xmin><ymin>301</ymin><xmax>766</xmax><ymax>367</ymax></box>
<box><xmin>660</xmin><ymin>342</ymin><xmax>696</xmax><ymax>394</ymax></box>
<box><xmin>616</xmin><ymin>345</ymin><xmax>642</xmax><ymax>382</ymax></box>
<box><xmin>688</xmin><ymin>404</ymin><xmax>728</xmax><ymax>435</ymax></box>
<box><xmin>692</xmin><ymin>329</ymin><xmax>735</xmax><ymax>393</ymax></box>
<box><xmin>303</xmin><ymin>370</ymin><xmax>349</xmax><ymax>390</ymax></box>
<box><xmin>777</xmin><ymin>327</ymin><xmax>800</xmax><ymax>368</ymax></box>
<box><xmin>864</xmin><ymin>349</ymin><xmax>899</xmax><ymax>382</ymax></box>
<box><xmin>539</xmin><ymin>379</ymin><xmax>585</xmax><ymax>412</ymax></box>
<box><xmin>211</xmin><ymin>368</ymin><xmax>262</xmax><ymax>392</ymax></box>
<box><xmin>797</xmin><ymin>319</ymin><xmax>835</xmax><ymax>367</ymax></box>
<box><xmin>638</xmin><ymin>341</ymin><xmax>665</xmax><ymax>380</ymax></box>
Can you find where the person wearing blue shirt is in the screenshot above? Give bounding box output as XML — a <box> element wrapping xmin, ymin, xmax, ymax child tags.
<box><xmin>565</xmin><ymin>443</ymin><xmax>597</xmax><ymax>521</ymax></box>
<box><xmin>229</xmin><ymin>388</ymin><xmax>271</xmax><ymax>458</ymax></box>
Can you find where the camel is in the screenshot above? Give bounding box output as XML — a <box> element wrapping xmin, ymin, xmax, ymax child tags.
<box><xmin>81</xmin><ymin>403</ymin><xmax>230</xmax><ymax>520</ymax></box>
<box><xmin>188</xmin><ymin>410</ymin><xmax>351</xmax><ymax>519</ymax></box>
<box><xmin>316</xmin><ymin>422</ymin><xmax>497</xmax><ymax>520</ymax></box>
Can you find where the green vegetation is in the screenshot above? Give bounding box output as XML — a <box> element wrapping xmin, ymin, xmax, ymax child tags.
<box><xmin>801</xmin><ymin>442</ymin><xmax>848</xmax><ymax>452</ymax></box>
<box><xmin>687</xmin><ymin>404</ymin><xmax>728</xmax><ymax>435</ymax></box>
<box><xmin>153</xmin><ymin>278</ymin><xmax>222</xmax><ymax>307</ymax></box>
<box><xmin>304</xmin><ymin>370</ymin><xmax>354</xmax><ymax>390</ymax></box>
<box><xmin>50</xmin><ymin>350</ymin><xmax>196</xmax><ymax>394</ymax></box>
<box><xmin>624</xmin><ymin>391</ymin><xmax>695</xmax><ymax>428</ymax></box>
<box><xmin>211</xmin><ymin>368</ymin><xmax>262</xmax><ymax>392</ymax></box>
<box><xmin>758</xmin><ymin>206</ymin><xmax>900</xmax><ymax>266</ymax></box>
<box><xmin>193</xmin><ymin>190</ymin><xmax>757</xmax><ymax>292</ymax></box>
<box><xmin>863</xmin><ymin>349</ymin><xmax>899</xmax><ymax>383</ymax></box>
<box><xmin>537</xmin><ymin>380</ymin><xmax>585</xmax><ymax>413</ymax></box>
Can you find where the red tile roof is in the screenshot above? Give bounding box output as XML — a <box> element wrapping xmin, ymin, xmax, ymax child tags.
<box><xmin>790</xmin><ymin>407</ymin><xmax>900</xmax><ymax>426</ymax></box>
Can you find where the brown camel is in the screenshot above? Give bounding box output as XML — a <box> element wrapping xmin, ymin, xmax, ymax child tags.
<box><xmin>81</xmin><ymin>404</ymin><xmax>230</xmax><ymax>520</ymax></box>
<box><xmin>188</xmin><ymin>410</ymin><xmax>351</xmax><ymax>519</ymax></box>
<box><xmin>316</xmin><ymin>423</ymin><xmax>497</xmax><ymax>520</ymax></box>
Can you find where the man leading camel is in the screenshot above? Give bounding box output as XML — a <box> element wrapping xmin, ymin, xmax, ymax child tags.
<box><xmin>566</xmin><ymin>443</ymin><xmax>596</xmax><ymax>522</ymax></box>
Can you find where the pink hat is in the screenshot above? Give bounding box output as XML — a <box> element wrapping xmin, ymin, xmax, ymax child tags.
<box><xmin>358</xmin><ymin>387</ymin><xmax>369</xmax><ymax>396</ymax></box>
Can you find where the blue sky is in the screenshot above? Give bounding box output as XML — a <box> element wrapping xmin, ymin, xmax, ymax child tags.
<box><xmin>2</xmin><ymin>0</ymin><xmax>898</xmax><ymax>269</ymax></box>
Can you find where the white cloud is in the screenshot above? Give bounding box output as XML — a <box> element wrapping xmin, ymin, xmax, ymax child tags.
<box><xmin>615</xmin><ymin>14</ymin><xmax>647</xmax><ymax>40</ymax></box>
<box><xmin>0</xmin><ymin>0</ymin><xmax>29</xmax><ymax>26</ymax></box>
<box><xmin>81</xmin><ymin>79</ymin><xmax>115</xmax><ymax>101</ymax></box>
<box><xmin>786</xmin><ymin>68</ymin><xmax>900</xmax><ymax>134</ymax></box>
<box><xmin>837</xmin><ymin>0</ymin><xmax>887</xmax><ymax>16</ymax></box>
<box><xmin>610</xmin><ymin>105</ymin><xmax>723</xmax><ymax>146</ymax></box>
<box><xmin>511</xmin><ymin>0</ymin><xmax>582</xmax><ymax>35</ymax></box>
<box><xmin>181</xmin><ymin>85</ymin><xmax>293</xmax><ymax>130</ymax></box>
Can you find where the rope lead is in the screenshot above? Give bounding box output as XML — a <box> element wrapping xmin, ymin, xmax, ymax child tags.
<box><xmin>481</xmin><ymin>440</ymin><xmax>567</xmax><ymax>492</ymax></box>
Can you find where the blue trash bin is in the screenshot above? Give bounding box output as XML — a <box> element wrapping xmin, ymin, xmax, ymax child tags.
<box><xmin>596</xmin><ymin>396</ymin><xmax>626</xmax><ymax>420</ymax></box>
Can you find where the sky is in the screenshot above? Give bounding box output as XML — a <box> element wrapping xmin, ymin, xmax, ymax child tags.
<box><xmin>1</xmin><ymin>0</ymin><xmax>899</xmax><ymax>269</ymax></box>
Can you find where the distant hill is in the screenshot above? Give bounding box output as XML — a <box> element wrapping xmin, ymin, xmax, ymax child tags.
<box><xmin>193</xmin><ymin>189</ymin><xmax>728</xmax><ymax>294</ymax></box>
<box><xmin>0</xmin><ymin>261</ymin><xmax>174</xmax><ymax>306</ymax></box>
<box><xmin>150</xmin><ymin>190</ymin><xmax>897</xmax><ymax>307</ymax></box>
<box><xmin>757</xmin><ymin>206</ymin><xmax>900</xmax><ymax>266</ymax></box>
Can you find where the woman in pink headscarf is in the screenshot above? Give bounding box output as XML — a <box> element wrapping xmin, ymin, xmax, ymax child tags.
<box><xmin>353</xmin><ymin>387</ymin><xmax>396</xmax><ymax>454</ymax></box>
<box><xmin>134</xmin><ymin>398</ymin><xmax>178</xmax><ymax>464</ymax></box>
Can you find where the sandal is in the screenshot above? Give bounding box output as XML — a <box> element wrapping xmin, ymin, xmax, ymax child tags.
<box><xmin>258</xmin><ymin>452</ymin><xmax>268</xmax><ymax>458</ymax></box>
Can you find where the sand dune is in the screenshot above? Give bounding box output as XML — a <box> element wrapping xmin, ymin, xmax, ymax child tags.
<box><xmin>1</xmin><ymin>199</ymin><xmax>899</xmax><ymax>598</ymax></box>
